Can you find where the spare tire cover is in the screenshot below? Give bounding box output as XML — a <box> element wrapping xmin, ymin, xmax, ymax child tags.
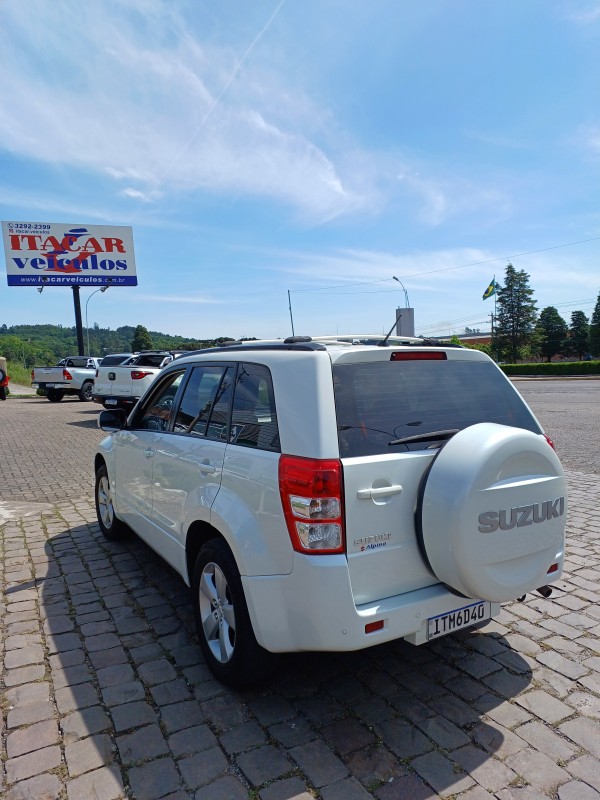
<box><xmin>417</xmin><ymin>422</ymin><xmax>566</xmax><ymax>603</ymax></box>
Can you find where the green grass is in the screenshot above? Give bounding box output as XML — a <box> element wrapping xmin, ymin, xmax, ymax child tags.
<box><xmin>5</xmin><ymin>360</ymin><xmax>32</xmax><ymax>386</ymax></box>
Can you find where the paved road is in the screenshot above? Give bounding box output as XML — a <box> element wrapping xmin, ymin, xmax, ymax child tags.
<box><xmin>1</xmin><ymin>389</ymin><xmax>600</xmax><ymax>799</ymax></box>
<box><xmin>515</xmin><ymin>379</ymin><xmax>600</xmax><ymax>475</ymax></box>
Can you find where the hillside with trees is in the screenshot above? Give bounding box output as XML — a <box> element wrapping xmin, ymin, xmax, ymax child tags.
<box><xmin>0</xmin><ymin>322</ymin><xmax>238</xmax><ymax>367</ymax></box>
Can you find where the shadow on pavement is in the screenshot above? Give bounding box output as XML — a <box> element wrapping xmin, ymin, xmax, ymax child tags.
<box><xmin>35</xmin><ymin>517</ymin><xmax>533</xmax><ymax>798</ymax></box>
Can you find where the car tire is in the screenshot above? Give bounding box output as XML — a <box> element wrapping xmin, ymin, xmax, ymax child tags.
<box><xmin>79</xmin><ymin>381</ymin><xmax>93</xmax><ymax>402</ymax></box>
<box><xmin>192</xmin><ymin>539</ymin><xmax>278</xmax><ymax>687</ymax></box>
<box><xmin>47</xmin><ymin>390</ymin><xmax>64</xmax><ymax>402</ymax></box>
<box><xmin>95</xmin><ymin>463</ymin><xmax>127</xmax><ymax>541</ymax></box>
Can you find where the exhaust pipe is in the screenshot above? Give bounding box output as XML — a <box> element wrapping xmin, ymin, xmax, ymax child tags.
<box><xmin>536</xmin><ymin>585</ymin><xmax>553</xmax><ymax>598</ymax></box>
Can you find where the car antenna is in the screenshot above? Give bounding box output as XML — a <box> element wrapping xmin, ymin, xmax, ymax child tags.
<box><xmin>378</xmin><ymin>313</ymin><xmax>402</xmax><ymax>346</ymax></box>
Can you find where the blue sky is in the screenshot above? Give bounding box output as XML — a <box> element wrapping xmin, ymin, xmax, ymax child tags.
<box><xmin>1</xmin><ymin>0</ymin><xmax>599</xmax><ymax>341</ymax></box>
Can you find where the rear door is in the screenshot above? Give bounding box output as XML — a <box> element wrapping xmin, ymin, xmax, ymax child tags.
<box><xmin>333</xmin><ymin>351</ymin><xmax>544</xmax><ymax>606</ymax></box>
<box><xmin>149</xmin><ymin>364</ymin><xmax>233</xmax><ymax>569</ymax></box>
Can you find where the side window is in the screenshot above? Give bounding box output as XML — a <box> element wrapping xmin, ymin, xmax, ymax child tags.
<box><xmin>230</xmin><ymin>363</ymin><xmax>280</xmax><ymax>452</ymax></box>
<box><xmin>206</xmin><ymin>368</ymin><xmax>234</xmax><ymax>441</ymax></box>
<box><xmin>174</xmin><ymin>366</ymin><xmax>228</xmax><ymax>436</ymax></box>
<box><xmin>135</xmin><ymin>371</ymin><xmax>185</xmax><ymax>431</ymax></box>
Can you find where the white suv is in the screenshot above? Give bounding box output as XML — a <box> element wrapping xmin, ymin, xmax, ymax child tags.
<box><xmin>95</xmin><ymin>335</ymin><xmax>567</xmax><ymax>686</ymax></box>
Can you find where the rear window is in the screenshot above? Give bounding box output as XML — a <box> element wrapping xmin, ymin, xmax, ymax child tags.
<box><xmin>333</xmin><ymin>359</ymin><xmax>541</xmax><ymax>457</ymax></box>
<box><xmin>65</xmin><ymin>358</ymin><xmax>91</xmax><ymax>368</ymax></box>
<box><xmin>134</xmin><ymin>354</ymin><xmax>172</xmax><ymax>368</ymax></box>
<box><xmin>99</xmin><ymin>355</ymin><xmax>131</xmax><ymax>366</ymax></box>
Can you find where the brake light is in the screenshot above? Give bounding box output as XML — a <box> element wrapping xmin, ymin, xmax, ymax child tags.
<box><xmin>131</xmin><ymin>370</ymin><xmax>152</xmax><ymax>380</ymax></box>
<box><xmin>63</xmin><ymin>369</ymin><xmax>73</xmax><ymax>380</ymax></box>
<box><xmin>31</xmin><ymin>370</ymin><xmax>34</xmax><ymax>381</ymax></box>
<box><xmin>544</xmin><ymin>434</ymin><xmax>556</xmax><ymax>450</ymax></box>
<box><xmin>279</xmin><ymin>455</ymin><xmax>345</xmax><ymax>554</ymax></box>
<box><xmin>390</xmin><ymin>352</ymin><xmax>447</xmax><ymax>361</ymax></box>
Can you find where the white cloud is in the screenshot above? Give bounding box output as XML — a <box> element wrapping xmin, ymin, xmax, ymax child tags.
<box><xmin>134</xmin><ymin>294</ymin><xmax>223</xmax><ymax>304</ymax></box>
<box><xmin>0</xmin><ymin>0</ymin><xmax>366</xmax><ymax>221</ymax></box>
<box><xmin>564</xmin><ymin>3</ymin><xmax>600</xmax><ymax>24</ymax></box>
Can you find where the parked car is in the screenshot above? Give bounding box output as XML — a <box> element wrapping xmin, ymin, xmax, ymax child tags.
<box><xmin>95</xmin><ymin>335</ymin><xmax>567</xmax><ymax>686</ymax></box>
<box><xmin>0</xmin><ymin>360</ymin><xmax>8</xmax><ymax>400</ymax></box>
<box><xmin>93</xmin><ymin>351</ymin><xmax>177</xmax><ymax>410</ymax></box>
<box><xmin>32</xmin><ymin>356</ymin><xmax>101</xmax><ymax>402</ymax></box>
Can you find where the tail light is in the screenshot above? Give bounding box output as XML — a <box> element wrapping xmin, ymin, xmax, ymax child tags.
<box><xmin>279</xmin><ymin>455</ymin><xmax>345</xmax><ymax>554</ymax></box>
<box><xmin>131</xmin><ymin>370</ymin><xmax>152</xmax><ymax>380</ymax></box>
<box><xmin>31</xmin><ymin>370</ymin><xmax>34</xmax><ymax>381</ymax></box>
<box><xmin>390</xmin><ymin>351</ymin><xmax>447</xmax><ymax>361</ymax></box>
<box><xmin>63</xmin><ymin>369</ymin><xmax>73</xmax><ymax>380</ymax></box>
<box><xmin>544</xmin><ymin>434</ymin><xmax>556</xmax><ymax>450</ymax></box>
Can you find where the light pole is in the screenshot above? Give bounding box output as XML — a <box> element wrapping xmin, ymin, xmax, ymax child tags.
<box><xmin>392</xmin><ymin>276</ymin><xmax>410</xmax><ymax>308</ymax></box>
<box><xmin>85</xmin><ymin>283</ymin><xmax>111</xmax><ymax>356</ymax></box>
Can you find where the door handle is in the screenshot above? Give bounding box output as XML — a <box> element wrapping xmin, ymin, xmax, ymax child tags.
<box><xmin>198</xmin><ymin>463</ymin><xmax>217</xmax><ymax>475</ymax></box>
<box><xmin>357</xmin><ymin>484</ymin><xmax>403</xmax><ymax>499</ymax></box>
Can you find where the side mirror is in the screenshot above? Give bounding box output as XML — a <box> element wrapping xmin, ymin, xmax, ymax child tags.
<box><xmin>98</xmin><ymin>408</ymin><xmax>128</xmax><ymax>432</ymax></box>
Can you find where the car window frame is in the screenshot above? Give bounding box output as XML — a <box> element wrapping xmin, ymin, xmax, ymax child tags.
<box><xmin>172</xmin><ymin>362</ymin><xmax>234</xmax><ymax>440</ymax></box>
<box><xmin>128</xmin><ymin>367</ymin><xmax>188</xmax><ymax>431</ymax></box>
<box><xmin>228</xmin><ymin>361</ymin><xmax>280</xmax><ymax>452</ymax></box>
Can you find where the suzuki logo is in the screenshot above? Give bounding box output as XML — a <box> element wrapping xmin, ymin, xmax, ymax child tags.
<box><xmin>478</xmin><ymin>497</ymin><xmax>565</xmax><ymax>533</ymax></box>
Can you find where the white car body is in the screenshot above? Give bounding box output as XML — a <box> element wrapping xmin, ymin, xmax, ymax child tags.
<box><xmin>93</xmin><ymin>351</ymin><xmax>175</xmax><ymax>409</ymax></box>
<box><xmin>95</xmin><ymin>337</ymin><xmax>566</xmax><ymax>679</ymax></box>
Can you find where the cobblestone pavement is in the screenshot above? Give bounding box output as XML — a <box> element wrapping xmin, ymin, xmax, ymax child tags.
<box><xmin>2</xmin><ymin>396</ymin><xmax>600</xmax><ymax>798</ymax></box>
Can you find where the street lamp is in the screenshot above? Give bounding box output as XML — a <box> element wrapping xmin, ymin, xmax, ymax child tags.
<box><xmin>85</xmin><ymin>282</ymin><xmax>111</xmax><ymax>355</ymax></box>
<box><xmin>392</xmin><ymin>276</ymin><xmax>410</xmax><ymax>308</ymax></box>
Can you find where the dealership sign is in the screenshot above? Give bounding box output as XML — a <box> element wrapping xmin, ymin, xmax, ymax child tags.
<box><xmin>2</xmin><ymin>221</ymin><xmax>137</xmax><ymax>287</ymax></box>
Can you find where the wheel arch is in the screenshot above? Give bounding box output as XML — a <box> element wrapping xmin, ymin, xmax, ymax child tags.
<box><xmin>185</xmin><ymin>521</ymin><xmax>226</xmax><ymax>587</ymax></box>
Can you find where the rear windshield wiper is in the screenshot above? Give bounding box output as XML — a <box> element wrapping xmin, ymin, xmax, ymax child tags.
<box><xmin>388</xmin><ymin>429</ymin><xmax>459</xmax><ymax>447</ymax></box>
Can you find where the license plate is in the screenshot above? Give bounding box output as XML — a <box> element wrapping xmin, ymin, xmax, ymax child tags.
<box><xmin>105</xmin><ymin>399</ymin><xmax>118</xmax><ymax>406</ymax></box>
<box><xmin>428</xmin><ymin>601</ymin><xmax>491</xmax><ymax>640</ymax></box>
<box><xmin>45</xmin><ymin>383</ymin><xmax>55</xmax><ymax>388</ymax></box>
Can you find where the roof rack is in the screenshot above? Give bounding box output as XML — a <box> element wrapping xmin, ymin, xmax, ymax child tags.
<box><xmin>179</xmin><ymin>340</ymin><xmax>327</xmax><ymax>356</ymax></box>
<box><xmin>173</xmin><ymin>335</ymin><xmax>464</xmax><ymax>358</ymax></box>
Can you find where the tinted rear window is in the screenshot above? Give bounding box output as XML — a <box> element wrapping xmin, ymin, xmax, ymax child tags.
<box><xmin>100</xmin><ymin>355</ymin><xmax>130</xmax><ymax>366</ymax></box>
<box><xmin>134</xmin><ymin>354</ymin><xmax>171</xmax><ymax>367</ymax></box>
<box><xmin>333</xmin><ymin>359</ymin><xmax>541</xmax><ymax>457</ymax></box>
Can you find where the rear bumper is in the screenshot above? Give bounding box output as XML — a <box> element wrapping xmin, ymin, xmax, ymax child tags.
<box><xmin>93</xmin><ymin>394</ymin><xmax>139</xmax><ymax>410</ymax></box>
<box><xmin>242</xmin><ymin>553</ymin><xmax>501</xmax><ymax>653</ymax></box>
<box><xmin>36</xmin><ymin>382</ymin><xmax>73</xmax><ymax>391</ymax></box>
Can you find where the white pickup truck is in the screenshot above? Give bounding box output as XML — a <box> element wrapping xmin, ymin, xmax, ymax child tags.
<box><xmin>32</xmin><ymin>357</ymin><xmax>101</xmax><ymax>402</ymax></box>
<box><xmin>93</xmin><ymin>351</ymin><xmax>177</xmax><ymax>410</ymax></box>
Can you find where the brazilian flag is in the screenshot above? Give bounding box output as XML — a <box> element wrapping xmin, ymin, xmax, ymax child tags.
<box><xmin>482</xmin><ymin>278</ymin><xmax>499</xmax><ymax>300</ymax></box>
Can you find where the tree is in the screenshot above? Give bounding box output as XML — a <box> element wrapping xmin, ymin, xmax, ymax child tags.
<box><xmin>590</xmin><ymin>292</ymin><xmax>600</xmax><ymax>358</ymax></box>
<box><xmin>563</xmin><ymin>310</ymin><xmax>589</xmax><ymax>360</ymax></box>
<box><xmin>535</xmin><ymin>307</ymin><xmax>568</xmax><ymax>363</ymax></box>
<box><xmin>131</xmin><ymin>325</ymin><xmax>153</xmax><ymax>351</ymax></box>
<box><xmin>492</xmin><ymin>263</ymin><xmax>538</xmax><ymax>363</ymax></box>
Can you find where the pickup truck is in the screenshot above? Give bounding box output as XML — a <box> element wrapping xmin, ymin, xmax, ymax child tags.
<box><xmin>32</xmin><ymin>357</ymin><xmax>101</xmax><ymax>402</ymax></box>
<box><xmin>93</xmin><ymin>351</ymin><xmax>177</xmax><ymax>410</ymax></box>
